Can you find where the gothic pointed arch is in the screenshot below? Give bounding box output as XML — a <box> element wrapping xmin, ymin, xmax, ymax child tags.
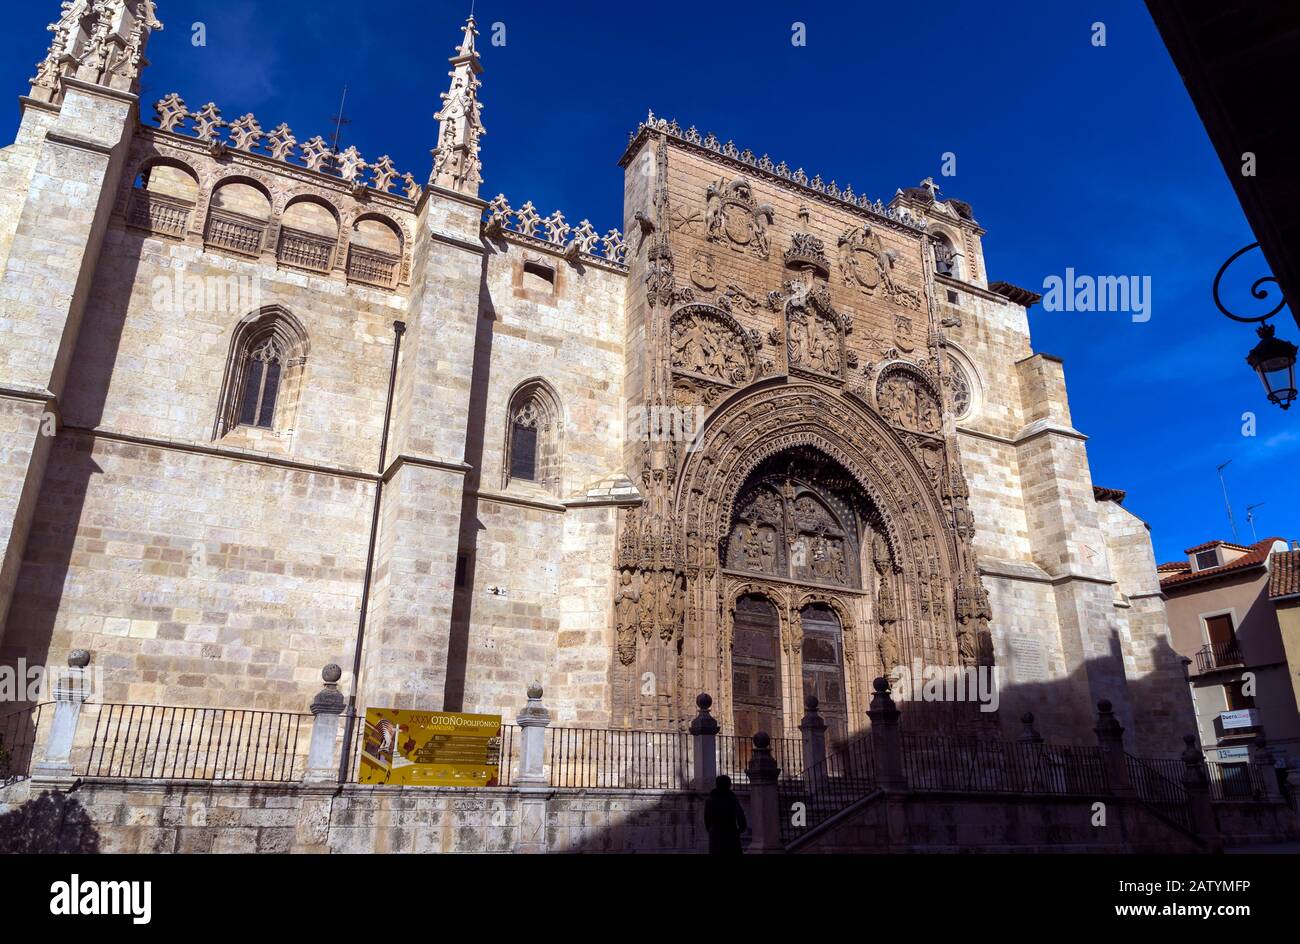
<box><xmin>612</xmin><ymin>380</ymin><xmax>990</xmax><ymax>733</ymax></box>
<box><xmin>504</xmin><ymin>377</ymin><xmax>563</xmax><ymax>494</ymax></box>
<box><xmin>215</xmin><ymin>306</ymin><xmax>310</xmax><ymax>439</ymax></box>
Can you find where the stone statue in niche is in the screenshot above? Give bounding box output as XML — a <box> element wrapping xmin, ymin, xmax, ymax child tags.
<box><xmin>614</xmin><ymin>569</ymin><xmax>640</xmax><ymax>665</ymax></box>
<box><xmin>705</xmin><ymin>176</ymin><xmax>775</xmax><ymax>260</ymax></box>
<box><xmin>658</xmin><ymin>571</ymin><xmax>684</xmax><ymax>641</ymax></box>
<box><xmin>781</xmin><ymin>278</ymin><xmax>844</xmax><ymax>381</ymax></box>
<box><xmin>956</xmin><ymin>627</ymin><xmax>978</xmax><ymax>667</ymax></box>
<box><xmin>878</xmin><ymin>625</ymin><xmax>901</xmax><ymax>674</ymax></box>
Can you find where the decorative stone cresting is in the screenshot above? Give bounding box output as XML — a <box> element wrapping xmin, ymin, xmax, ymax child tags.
<box><xmin>630</xmin><ymin>110</ymin><xmax>928</xmax><ymax>232</ymax></box>
<box><xmin>151</xmin><ymin>94</ymin><xmax>423</xmax><ymax>200</ymax></box>
<box><xmin>483</xmin><ymin>193</ymin><xmax>627</xmax><ymax>269</ymax></box>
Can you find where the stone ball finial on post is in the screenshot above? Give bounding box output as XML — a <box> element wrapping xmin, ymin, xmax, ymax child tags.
<box><xmin>1018</xmin><ymin>711</ymin><xmax>1044</xmax><ymax>745</ymax></box>
<box><xmin>1093</xmin><ymin>698</ymin><xmax>1124</xmax><ymax>742</ymax></box>
<box><xmin>516</xmin><ymin>682</ymin><xmax>551</xmax><ymax>787</ymax></box>
<box><xmin>690</xmin><ymin>693</ymin><xmax>719</xmax><ymax>793</ymax></box>
<box><xmin>311</xmin><ymin>664</ymin><xmax>346</xmax><ymax>716</ymax></box>
<box><xmin>867</xmin><ymin>676</ymin><xmax>899</xmax><ymax>721</ymax></box>
<box><xmin>799</xmin><ymin>693</ymin><xmax>827</xmax><ymax>773</ymax></box>
<box><xmin>745</xmin><ymin>732</ymin><xmax>783</xmax><ymax>854</ymax></box>
<box><xmin>304</xmin><ymin>663</ymin><xmax>346</xmax><ymax>785</ymax></box>
<box><xmin>68</xmin><ymin>649</ymin><xmax>91</xmax><ymax>668</ymax></box>
<box><xmin>690</xmin><ymin>692</ymin><xmax>718</xmax><ymax>736</ymax></box>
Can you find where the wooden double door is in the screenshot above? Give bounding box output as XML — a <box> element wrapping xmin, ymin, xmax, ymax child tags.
<box><xmin>731</xmin><ymin>595</ymin><xmax>848</xmax><ymax>744</ymax></box>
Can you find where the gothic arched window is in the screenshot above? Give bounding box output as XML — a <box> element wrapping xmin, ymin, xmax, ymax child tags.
<box><xmin>237</xmin><ymin>334</ymin><xmax>284</xmax><ymax>428</ymax></box>
<box><xmin>504</xmin><ymin>380</ymin><xmax>562</xmax><ymax>493</ymax></box>
<box><xmin>216</xmin><ymin>308</ymin><xmax>309</xmax><ymax>439</ymax></box>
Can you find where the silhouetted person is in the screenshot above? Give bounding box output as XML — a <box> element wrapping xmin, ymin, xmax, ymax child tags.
<box><xmin>704</xmin><ymin>774</ymin><xmax>747</xmax><ymax>854</ymax></box>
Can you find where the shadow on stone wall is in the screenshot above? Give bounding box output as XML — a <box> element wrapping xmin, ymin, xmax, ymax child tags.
<box><xmin>563</xmin><ymin>639</ymin><xmax>1204</xmax><ymax>853</ymax></box>
<box><xmin>444</xmin><ymin>247</ymin><xmax>499</xmax><ymax>712</ymax></box>
<box><xmin>0</xmin><ymin>789</ymin><xmax>100</xmax><ymax>853</ymax></box>
<box><xmin>0</xmin><ymin>226</ymin><xmax>142</xmax><ymax>672</ymax></box>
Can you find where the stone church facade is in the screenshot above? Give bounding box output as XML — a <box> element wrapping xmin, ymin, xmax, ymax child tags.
<box><xmin>0</xmin><ymin>5</ymin><xmax>1191</xmax><ymax>754</ymax></box>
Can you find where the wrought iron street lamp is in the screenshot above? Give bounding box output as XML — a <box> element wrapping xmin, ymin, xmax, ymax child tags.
<box><xmin>1214</xmin><ymin>242</ymin><xmax>1297</xmax><ymax>410</ymax></box>
<box><xmin>1245</xmin><ymin>325</ymin><xmax>1297</xmax><ymax>409</ymax></box>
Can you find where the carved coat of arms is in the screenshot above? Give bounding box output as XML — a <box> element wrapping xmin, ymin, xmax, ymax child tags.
<box><xmin>705</xmin><ymin>177</ymin><xmax>774</xmax><ymax>260</ymax></box>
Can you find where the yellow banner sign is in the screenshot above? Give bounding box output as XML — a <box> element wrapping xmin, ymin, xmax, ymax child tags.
<box><xmin>358</xmin><ymin>708</ymin><xmax>503</xmax><ymax>786</ymax></box>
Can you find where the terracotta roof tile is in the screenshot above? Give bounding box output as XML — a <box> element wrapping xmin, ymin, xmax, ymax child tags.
<box><xmin>1270</xmin><ymin>550</ymin><xmax>1300</xmax><ymax>599</ymax></box>
<box><xmin>1157</xmin><ymin>561</ymin><xmax>1191</xmax><ymax>573</ymax></box>
<box><xmin>1183</xmin><ymin>539</ymin><xmax>1253</xmax><ymax>555</ymax></box>
<box><xmin>1160</xmin><ymin>537</ymin><xmax>1283</xmax><ymax>590</ymax></box>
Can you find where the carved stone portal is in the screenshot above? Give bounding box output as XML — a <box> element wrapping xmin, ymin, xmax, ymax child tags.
<box><xmin>723</xmin><ymin>452</ymin><xmax>862</xmax><ymax>590</ymax></box>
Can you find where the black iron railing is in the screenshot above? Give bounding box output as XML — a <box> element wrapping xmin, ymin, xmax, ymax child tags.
<box><xmin>1208</xmin><ymin>761</ymin><xmax>1270</xmax><ymax>801</ymax></box>
<box><xmin>546</xmin><ymin>726</ymin><xmax>691</xmax><ymax>789</ymax></box>
<box><xmin>902</xmin><ymin>735</ymin><xmax>1111</xmax><ymax>796</ymax></box>
<box><xmin>1126</xmin><ymin>754</ymin><xmax>1193</xmax><ymax>833</ymax></box>
<box><xmin>1194</xmin><ymin>639</ymin><xmax>1244</xmax><ymax>673</ymax></box>
<box><xmin>84</xmin><ymin>704</ymin><xmax>306</xmax><ymax>782</ymax></box>
<box><xmin>778</xmin><ymin>736</ymin><xmax>877</xmax><ymax>844</ymax></box>
<box><xmin>715</xmin><ymin>734</ymin><xmax>803</xmax><ymax>785</ymax></box>
<box><xmin>0</xmin><ymin>702</ymin><xmax>49</xmax><ymax>785</ymax></box>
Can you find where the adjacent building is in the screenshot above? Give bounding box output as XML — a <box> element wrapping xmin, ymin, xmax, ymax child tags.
<box><xmin>1161</xmin><ymin>538</ymin><xmax>1300</xmax><ymax>790</ymax></box>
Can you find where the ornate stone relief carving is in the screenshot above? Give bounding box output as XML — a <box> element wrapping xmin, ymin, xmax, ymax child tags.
<box><xmin>689</xmin><ymin>251</ymin><xmax>718</xmax><ymax>291</ymax></box>
<box><xmin>876</xmin><ymin>366</ymin><xmax>942</xmax><ymax>436</ymax></box>
<box><xmin>669</xmin><ymin>304</ymin><xmax>755</xmax><ymax>388</ymax></box>
<box><xmin>837</xmin><ymin>224</ymin><xmax>922</xmax><ymax>310</ymax></box>
<box><xmin>944</xmin><ymin>356</ymin><xmax>973</xmax><ymax>418</ymax></box>
<box><xmin>705</xmin><ymin>177</ymin><xmax>775</xmax><ymax>260</ymax></box>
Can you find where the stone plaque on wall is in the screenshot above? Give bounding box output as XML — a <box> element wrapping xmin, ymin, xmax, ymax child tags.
<box><xmin>1008</xmin><ymin>634</ymin><xmax>1047</xmax><ymax>683</ymax></box>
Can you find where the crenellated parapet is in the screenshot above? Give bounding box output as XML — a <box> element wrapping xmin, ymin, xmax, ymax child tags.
<box><xmin>113</xmin><ymin>94</ymin><xmax>421</xmax><ymax>292</ymax></box>
<box><xmin>624</xmin><ymin>111</ymin><xmax>929</xmax><ymax>235</ymax></box>
<box><xmin>150</xmin><ymin>93</ymin><xmax>423</xmax><ymax>201</ymax></box>
<box><xmin>483</xmin><ymin>194</ymin><xmax>627</xmax><ymax>272</ymax></box>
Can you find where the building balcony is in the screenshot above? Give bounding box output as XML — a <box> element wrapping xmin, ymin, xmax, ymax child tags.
<box><xmin>125</xmin><ymin>189</ymin><xmax>193</xmax><ymax>239</ymax></box>
<box><xmin>1193</xmin><ymin>639</ymin><xmax>1243</xmax><ymax>674</ymax></box>
<box><xmin>346</xmin><ymin>244</ymin><xmax>400</xmax><ymax>289</ymax></box>
<box><xmin>203</xmin><ymin>208</ymin><xmax>268</xmax><ymax>257</ymax></box>
<box><xmin>277</xmin><ymin>226</ymin><xmax>336</xmax><ymax>273</ymax></box>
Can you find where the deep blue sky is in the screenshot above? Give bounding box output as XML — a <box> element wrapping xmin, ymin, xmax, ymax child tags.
<box><xmin>3</xmin><ymin>0</ymin><xmax>1294</xmax><ymax>563</ymax></box>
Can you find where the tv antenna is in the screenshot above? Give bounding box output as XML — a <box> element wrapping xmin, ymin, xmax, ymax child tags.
<box><xmin>327</xmin><ymin>86</ymin><xmax>351</xmax><ymax>166</ymax></box>
<box><xmin>1216</xmin><ymin>460</ymin><xmax>1239</xmax><ymax>542</ymax></box>
<box><xmin>1246</xmin><ymin>502</ymin><xmax>1265</xmax><ymax>541</ymax></box>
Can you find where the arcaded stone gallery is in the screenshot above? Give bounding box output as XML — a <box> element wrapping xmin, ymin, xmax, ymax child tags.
<box><xmin>0</xmin><ymin>4</ymin><xmax>1194</xmax><ymax>761</ymax></box>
